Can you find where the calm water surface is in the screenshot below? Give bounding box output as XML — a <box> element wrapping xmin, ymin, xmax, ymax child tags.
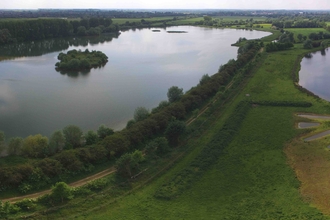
<box><xmin>299</xmin><ymin>49</ymin><xmax>330</xmax><ymax>101</ymax></box>
<box><xmin>0</xmin><ymin>26</ymin><xmax>270</xmax><ymax>138</ymax></box>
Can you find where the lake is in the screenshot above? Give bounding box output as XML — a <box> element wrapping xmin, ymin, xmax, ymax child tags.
<box><xmin>299</xmin><ymin>49</ymin><xmax>330</xmax><ymax>101</ymax></box>
<box><xmin>0</xmin><ymin>26</ymin><xmax>270</xmax><ymax>139</ymax></box>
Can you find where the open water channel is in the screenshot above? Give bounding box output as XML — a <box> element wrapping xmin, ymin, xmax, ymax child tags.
<box><xmin>0</xmin><ymin>26</ymin><xmax>270</xmax><ymax>138</ymax></box>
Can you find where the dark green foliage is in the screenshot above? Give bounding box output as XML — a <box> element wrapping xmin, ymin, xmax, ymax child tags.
<box><xmin>88</xmin><ymin>145</ymin><xmax>107</xmax><ymax>164</ymax></box>
<box><xmin>0</xmin><ymin>17</ymin><xmax>118</xmax><ymax>45</ymax></box>
<box><xmin>62</xmin><ymin>125</ymin><xmax>84</xmax><ymax>149</ymax></box>
<box><xmin>278</xmin><ymin>31</ymin><xmax>294</xmax><ymax>43</ymax></box>
<box><xmin>0</xmin><ymin>201</ymin><xmax>20</xmax><ymax>218</ymax></box>
<box><xmin>49</xmin><ymin>130</ymin><xmax>65</xmax><ymax>154</ymax></box>
<box><xmin>134</xmin><ymin>107</ymin><xmax>149</xmax><ymax>122</ymax></box>
<box><xmin>115</xmin><ymin>150</ymin><xmax>144</xmax><ymax>178</ymax></box>
<box><xmin>35</xmin><ymin>158</ymin><xmax>63</xmax><ymax>178</ymax></box>
<box><xmin>199</xmin><ymin>74</ymin><xmax>211</xmax><ymax>85</ymax></box>
<box><xmin>85</xmin><ymin>130</ymin><xmax>99</xmax><ymax>145</ymax></box>
<box><xmin>126</xmin><ymin>119</ymin><xmax>136</xmax><ymax>129</ymax></box>
<box><xmin>0</xmin><ymin>131</ymin><xmax>5</xmax><ymax>155</ymax></box>
<box><xmin>21</xmin><ymin>134</ymin><xmax>49</xmax><ymax>158</ymax></box>
<box><xmin>167</xmin><ymin>86</ymin><xmax>184</xmax><ymax>103</ymax></box>
<box><xmin>102</xmin><ymin>133</ymin><xmax>130</xmax><ymax>157</ymax></box>
<box><xmin>303</xmin><ymin>39</ymin><xmax>313</xmax><ymax>49</ymax></box>
<box><xmin>152</xmin><ymin>100</ymin><xmax>170</xmax><ymax>114</ymax></box>
<box><xmin>50</xmin><ymin>182</ymin><xmax>73</xmax><ymax>203</ymax></box>
<box><xmin>7</xmin><ymin>137</ymin><xmax>23</xmax><ymax>156</ymax></box>
<box><xmin>0</xmin><ymin>163</ymin><xmax>34</xmax><ymax>189</ymax></box>
<box><xmin>265</xmin><ymin>42</ymin><xmax>294</xmax><ymax>52</ymax></box>
<box><xmin>165</xmin><ymin>120</ymin><xmax>186</xmax><ymax>146</ymax></box>
<box><xmin>18</xmin><ymin>167</ymin><xmax>50</xmax><ymax>192</ymax></box>
<box><xmin>15</xmin><ymin>199</ymin><xmax>36</xmax><ymax>212</ymax></box>
<box><xmin>97</xmin><ymin>124</ymin><xmax>114</xmax><ymax>140</ymax></box>
<box><xmin>55</xmin><ymin>49</ymin><xmax>108</xmax><ymax>71</ymax></box>
<box><xmin>54</xmin><ymin>150</ymin><xmax>83</xmax><ymax>172</ymax></box>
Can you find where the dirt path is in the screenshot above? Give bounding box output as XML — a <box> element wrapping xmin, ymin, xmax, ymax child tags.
<box><xmin>3</xmin><ymin>167</ymin><xmax>116</xmax><ymax>203</ymax></box>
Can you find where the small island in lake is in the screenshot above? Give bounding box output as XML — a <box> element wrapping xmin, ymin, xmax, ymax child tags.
<box><xmin>55</xmin><ymin>49</ymin><xmax>108</xmax><ymax>71</ymax></box>
<box><xmin>166</xmin><ymin>31</ymin><xmax>188</xmax><ymax>33</ymax></box>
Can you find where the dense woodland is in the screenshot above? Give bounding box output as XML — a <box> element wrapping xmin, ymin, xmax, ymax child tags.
<box><xmin>0</xmin><ymin>17</ymin><xmax>120</xmax><ymax>44</ymax></box>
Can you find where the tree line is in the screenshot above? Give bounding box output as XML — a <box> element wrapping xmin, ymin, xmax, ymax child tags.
<box><xmin>0</xmin><ymin>17</ymin><xmax>119</xmax><ymax>45</ymax></box>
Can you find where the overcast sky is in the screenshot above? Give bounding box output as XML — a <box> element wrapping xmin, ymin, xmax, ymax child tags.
<box><xmin>2</xmin><ymin>0</ymin><xmax>330</xmax><ymax>10</ymax></box>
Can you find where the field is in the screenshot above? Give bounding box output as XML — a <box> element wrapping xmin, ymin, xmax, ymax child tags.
<box><xmin>285</xmin><ymin>28</ymin><xmax>330</xmax><ymax>42</ymax></box>
<box><xmin>214</xmin><ymin>16</ymin><xmax>267</xmax><ymax>22</ymax></box>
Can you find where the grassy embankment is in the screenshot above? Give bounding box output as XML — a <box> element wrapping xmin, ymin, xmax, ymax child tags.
<box><xmin>24</xmin><ymin>26</ymin><xmax>330</xmax><ymax>219</ymax></box>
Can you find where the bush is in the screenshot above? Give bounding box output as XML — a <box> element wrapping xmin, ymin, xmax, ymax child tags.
<box><xmin>15</xmin><ymin>198</ymin><xmax>36</xmax><ymax>211</ymax></box>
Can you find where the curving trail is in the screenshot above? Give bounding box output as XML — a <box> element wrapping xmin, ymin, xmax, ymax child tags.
<box><xmin>2</xmin><ymin>167</ymin><xmax>116</xmax><ymax>203</ymax></box>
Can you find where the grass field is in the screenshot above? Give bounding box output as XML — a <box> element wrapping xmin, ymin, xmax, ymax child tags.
<box><xmin>214</xmin><ymin>16</ymin><xmax>267</xmax><ymax>22</ymax></box>
<box><xmin>285</xmin><ymin>28</ymin><xmax>330</xmax><ymax>42</ymax></box>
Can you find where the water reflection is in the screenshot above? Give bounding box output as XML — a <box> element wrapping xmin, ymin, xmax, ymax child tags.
<box><xmin>321</xmin><ymin>49</ymin><xmax>326</xmax><ymax>56</ymax></box>
<box><xmin>59</xmin><ymin>69</ymin><xmax>91</xmax><ymax>78</ymax></box>
<box><xmin>299</xmin><ymin>48</ymin><xmax>330</xmax><ymax>101</ymax></box>
<box><xmin>304</xmin><ymin>53</ymin><xmax>313</xmax><ymax>59</ymax></box>
<box><xmin>0</xmin><ymin>33</ymin><xmax>120</xmax><ymax>58</ymax></box>
<box><xmin>0</xmin><ymin>83</ymin><xmax>19</xmax><ymax>116</ymax></box>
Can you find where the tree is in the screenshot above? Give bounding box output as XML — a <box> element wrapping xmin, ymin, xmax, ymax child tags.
<box><xmin>49</xmin><ymin>130</ymin><xmax>65</xmax><ymax>154</ymax></box>
<box><xmin>97</xmin><ymin>124</ymin><xmax>114</xmax><ymax>140</ymax></box>
<box><xmin>54</xmin><ymin>150</ymin><xmax>83</xmax><ymax>172</ymax></box>
<box><xmin>85</xmin><ymin>130</ymin><xmax>99</xmax><ymax>145</ymax></box>
<box><xmin>145</xmin><ymin>137</ymin><xmax>170</xmax><ymax>157</ymax></box>
<box><xmin>36</xmin><ymin>158</ymin><xmax>62</xmax><ymax>178</ymax></box>
<box><xmin>303</xmin><ymin>39</ymin><xmax>313</xmax><ymax>49</ymax></box>
<box><xmin>164</xmin><ymin>120</ymin><xmax>186</xmax><ymax>146</ymax></box>
<box><xmin>21</xmin><ymin>134</ymin><xmax>49</xmax><ymax>158</ymax></box>
<box><xmin>297</xmin><ymin>33</ymin><xmax>303</xmax><ymax>42</ymax></box>
<box><xmin>126</xmin><ymin>119</ymin><xmax>135</xmax><ymax>129</ymax></box>
<box><xmin>77</xmin><ymin>26</ymin><xmax>86</xmax><ymax>36</ymax></box>
<box><xmin>7</xmin><ymin>137</ymin><xmax>23</xmax><ymax>156</ymax></box>
<box><xmin>63</xmin><ymin>125</ymin><xmax>84</xmax><ymax>149</ymax></box>
<box><xmin>102</xmin><ymin>133</ymin><xmax>130</xmax><ymax>157</ymax></box>
<box><xmin>134</xmin><ymin>107</ymin><xmax>149</xmax><ymax>122</ymax></box>
<box><xmin>0</xmin><ymin>131</ymin><xmax>6</xmax><ymax>155</ymax></box>
<box><xmin>50</xmin><ymin>182</ymin><xmax>73</xmax><ymax>203</ymax></box>
<box><xmin>115</xmin><ymin>150</ymin><xmax>144</xmax><ymax>178</ymax></box>
<box><xmin>199</xmin><ymin>74</ymin><xmax>211</xmax><ymax>85</ymax></box>
<box><xmin>321</xmin><ymin>41</ymin><xmax>328</xmax><ymax>49</ymax></box>
<box><xmin>167</xmin><ymin>86</ymin><xmax>184</xmax><ymax>103</ymax></box>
